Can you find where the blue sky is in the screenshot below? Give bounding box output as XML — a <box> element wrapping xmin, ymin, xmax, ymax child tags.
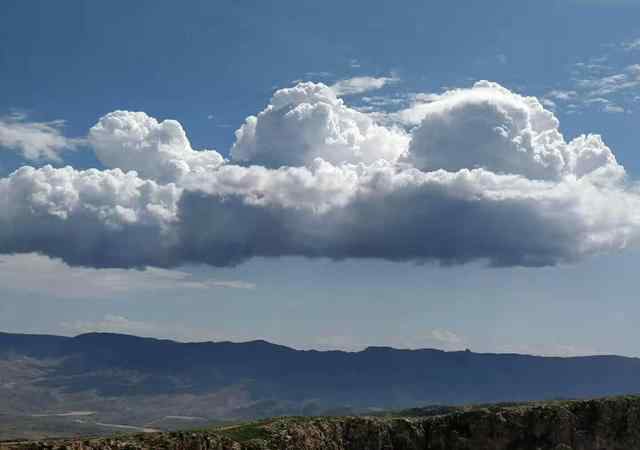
<box><xmin>1</xmin><ymin>0</ymin><xmax>640</xmax><ymax>356</ymax></box>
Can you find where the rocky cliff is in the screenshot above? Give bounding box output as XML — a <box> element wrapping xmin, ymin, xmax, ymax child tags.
<box><xmin>5</xmin><ymin>396</ymin><xmax>640</xmax><ymax>450</ymax></box>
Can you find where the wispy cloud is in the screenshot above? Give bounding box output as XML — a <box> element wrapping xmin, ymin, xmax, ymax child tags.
<box><xmin>543</xmin><ymin>39</ymin><xmax>640</xmax><ymax>114</ymax></box>
<box><xmin>61</xmin><ymin>314</ymin><xmax>263</xmax><ymax>343</ymax></box>
<box><xmin>545</xmin><ymin>90</ymin><xmax>577</xmax><ymax>101</ymax></box>
<box><xmin>62</xmin><ymin>314</ymin><xmax>157</xmax><ymax>336</ymax></box>
<box><xmin>498</xmin><ymin>343</ymin><xmax>604</xmax><ymax>357</ymax></box>
<box><xmin>0</xmin><ymin>253</ymin><xmax>256</xmax><ymax>300</ymax></box>
<box><xmin>575</xmin><ymin>64</ymin><xmax>640</xmax><ymax>97</ymax></box>
<box><xmin>429</xmin><ymin>329</ymin><xmax>464</xmax><ymax>346</ymax></box>
<box><xmin>330</xmin><ymin>75</ymin><xmax>399</xmax><ymax>96</ymax></box>
<box><xmin>303</xmin><ymin>71</ymin><xmax>333</xmax><ymax>80</ymax></box>
<box><xmin>603</xmin><ymin>103</ymin><xmax>626</xmax><ymax>113</ymax></box>
<box><xmin>0</xmin><ymin>112</ymin><xmax>83</xmax><ymax>161</ymax></box>
<box><xmin>312</xmin><ymin>328</ymin><xmax>467</xmax><ymax>352</ymax></box>
<box><xmin>384</xmin><ymin>92</ymin><xmax>447</xmax><ymax>125</ymax></box>
<box><xmin>622</xmin><ymin>38</ymin><xmax>640</xmax><ymax>51</ymax></box>
<box><xmin>207</xmin><ymin>280</ymin><xmax>256</xmax><ymax>289</ymax></box>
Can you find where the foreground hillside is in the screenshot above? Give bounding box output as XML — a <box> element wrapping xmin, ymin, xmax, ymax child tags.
<box><xmin>5</xmin><ymin>396</ymin><xmax>640</xmax><ymax>450</ymax></box>
<box><xmin>4</xmin><ymin>331</ymin><xmax>640</xmax><ymax>438</ymax></box>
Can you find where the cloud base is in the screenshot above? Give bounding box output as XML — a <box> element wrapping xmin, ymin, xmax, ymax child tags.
<box><xmin>0</xmin><ymin>81</ymin><xmax>638</xmax><ymax>269</ymax></box>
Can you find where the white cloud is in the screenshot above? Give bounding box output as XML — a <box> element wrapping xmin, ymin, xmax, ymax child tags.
<box><xmin>563</xmin><ymin>94</ymin><xmax>627</xmax><ymax>115</ymax></box>
<box><xmin>0</xmin><ymin>113</ymin><xmax>82</xmax><ymax>162</ymax></box>
<box><xmin>622</xmin><ymin>38</ymin><xmax>640</xmax><ymax>51</ymax></box>
<box><xmin>0</xmin><ymin>81</ymin><xmax>639</xmax><ymax>269</ymax></box>
<box><xmin>60</xmin><ymin>314</ymin><xmax>240</xmax><ymax>342</ymax></box>
<box><xmin>62</xmin><ymin>314</ymin><xmax>157</xmax><ymax>335</ymax></box>
<box><xmin>303</xmin><ymin>71</ymin><xmax>333</xmax><ymax>80</ymax></box>
<box><xmin>576</xmin><ymin>64</ymin><xmax>640</xmax><ymax>97</ymax></box>
<box><xmin>360</xmin><ymin>94</ymin><xmax>407</xmax><ymax>108</ymax></box>
<box><xmin>429</xmin><ymin>329</ymin><xmax>464</xmax><ymax>346</ymax></box>
<box><xmin>330</xmin><ymin>75</ymin><xmax>398</xmax><ymax>96</ymax></box>
<box><xmin>546</xmin><ymin>38</ymin><xmax>640</xmax><ymax>113</ymax></box>
<box><xmin>603</xmin><ymin>103</ymin><xmax>626</xmax><ymax>114</ymax></box>
<box><xmin>545</xmin><ymin>90</ymin><xmax>577</xmax><ymax>101</ymax></box>
<box><xmin>540</xmin><ymin>98</ymin><xmax>557</xmax><ymax>111</ymax></box>
<box><xmin>0</xmin><ymin>253</ymin><xmax>255</xmax><ymax>299</ymax></box>
<box><xmin>89</xmin><ymin>110</ymin><xmax>224</xmax><ymax>184</ymax></box>
<box><xmin>498</xmin><ymin>342</ymin><xmax>604</xmax><ymax>357</ymax></box>
<box><xmin>312</xmin><ymin>328</ymin><xmax>466</xmax><ymax>351</ymax></box>
<box><xmin>0</xmin><ymin>165</ymin><xmax>180</xmax><ymax>268</ymax></box>
<box><xmin>230</xmin><ymin>82</ymin><xmax>409</xmax><ymax>168</ymax></box>
<box><xmin>207</xmin><ymin>280</ymin><xmax>256</xmax><ymax>289</ymax></box>
<box><xmin>404</xmin><ymin>81</ymin><xmax>623</xmax><ymax>181</ymax></box>
<box><xmin>388</xmin><ymin>93</ymin><xmax>445</xmax><ymax>126</ymax></box>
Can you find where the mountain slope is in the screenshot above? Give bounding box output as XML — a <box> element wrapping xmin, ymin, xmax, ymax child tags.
<box><xmin>1</xmin><ymin>331</ymin><xmax>640</xmax><ymax>438</ymax></box>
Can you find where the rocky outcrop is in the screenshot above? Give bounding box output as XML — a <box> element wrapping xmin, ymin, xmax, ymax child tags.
<box><xmin>6</xmin><ymin>396</ymin><xmax>640</xmax><ymax>450</ymax></box>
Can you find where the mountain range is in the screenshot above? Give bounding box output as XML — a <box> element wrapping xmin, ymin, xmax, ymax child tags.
<box><xmin>1</xmin><ymin>331</ymin><xmax>640</xmax><ymax>439</ymax></box>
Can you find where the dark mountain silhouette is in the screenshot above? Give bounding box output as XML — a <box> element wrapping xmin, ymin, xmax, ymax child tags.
<box><xmin>1</xmin><ymin>331</ymin><xmax>640</xmax><ymax>433</ymax></box>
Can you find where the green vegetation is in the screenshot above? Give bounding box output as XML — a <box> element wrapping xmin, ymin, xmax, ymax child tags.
<box><xmin>216</xmin><ymin>421</ymin><xmax>271</xmax><ymax>443</ymax></box>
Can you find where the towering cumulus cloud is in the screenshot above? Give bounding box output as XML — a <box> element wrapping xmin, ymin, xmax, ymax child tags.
<box><xmin>89</xmin><ymin>111</ymin><xmax>224</xmax><ymax>184</ymax></box>
<box><xmin>230</xmin><ymin>82</ymin><xmax>410</xmax><ymax>167</ymax></box>
<box><xmin>0</xmin><ymin>81</ymin><xmax>638</xmax><ymax>268</ymax></box>
<box><xmin>404</xmin><ymin>81</ymin><xmax>623</xmax><ymax>181</ymax></box>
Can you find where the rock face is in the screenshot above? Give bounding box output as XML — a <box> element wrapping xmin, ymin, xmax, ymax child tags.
<box><xmin>5</xmin><ymin>396</ymin><xmax>640</xmax><ymax>450</ymax></box>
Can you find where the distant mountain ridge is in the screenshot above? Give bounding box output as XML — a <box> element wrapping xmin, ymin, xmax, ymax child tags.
<box><xmin>2</xmin><ymin>331</ymin><xmax>639</xmax><ymax>403</ymax></box>
<box><xmin>1</xmin><ymin>331</ymin><xmax>640</xmax><ymax>439</ymax></box>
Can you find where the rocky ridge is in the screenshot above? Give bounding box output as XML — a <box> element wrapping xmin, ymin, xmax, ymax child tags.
<box><xmin>4</xmin><ymin>396</ymin><xmax>640</xmax><ymax>450</ymax></box>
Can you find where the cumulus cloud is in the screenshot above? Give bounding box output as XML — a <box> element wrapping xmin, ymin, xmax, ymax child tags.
<box><xmin>0</xmin><ymin>165</ymin><xmax>181</xmax><ymax>268</ymax></box>
<box><xmin>403</xmin><ymin>81</ymin><xmax>624</xmax><ymax>181</ymax></box>
<box><xmin>230</xmin><ymin>82</ymin><xmax>409</xmax><ymax>168</ymax></box>
<box><xmin>0</xmin><ymin>80</ymin><xmax>638</xmax><ymax>269</ymax></box>
<box><xmin>0</xmin><ymin>113</ymin><xmax>81</xmax><ymax>161</ymax></box>
<box><xmin>89</xmin><ymin>110</ymin><xmax>224</xmax><ymax>184</ymax></box>
<box><xmin>330</xmin><ymin>76</ymin><xmax>397</xmax><ymax>96</ymax></box>
<box><xmin>178</xmin><ymin>165</ymin><xmax>638</xmax><ymax>267</ymax></box>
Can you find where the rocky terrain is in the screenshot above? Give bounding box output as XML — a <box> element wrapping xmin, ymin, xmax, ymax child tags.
<box><xmin>5</xmin><ymin>395</ymin><xmax>640</xmax><ymax>450</ymax></box>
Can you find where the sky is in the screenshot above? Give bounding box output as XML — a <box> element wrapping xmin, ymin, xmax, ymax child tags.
<box><xmin>1</xmin><ymin>0</ymin><xmax>640</xmax><ymax>357</ymax></box>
